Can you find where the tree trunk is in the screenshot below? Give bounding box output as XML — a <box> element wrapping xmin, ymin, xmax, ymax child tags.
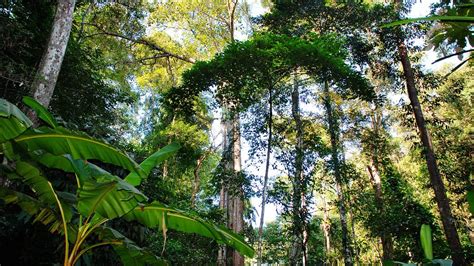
<box><xmin>322</xmin><ymin>195</ymin><xmax>331</xmax><ymax>255</ymax></box>
<box><xmin>257</xmin><ymin>87</ymin><xmax>273</xmax><ymax>266</ymax></box>
<box><xmin>289</xmin><ymin>73</ymin><xmax>307</xmax><ymax>265</ymax></box>
<box><xmin>323</xmin><ymin>82</ymin><xmax>352</xmax><ymax>266</ymax></box>
<box><xmin>229</xmin><ymin>113</ymin><xmax>244</xmax><ymax>266</ymax></box>
<box><xmin>30</xmin><ymin>0</ymin><xmax>75</xmax><ymax>115</ymax></box>
<box><xmin>191</xmin><ymin>153</ymin><xmax>206</xmax><ymax>208</ymax></box>
<box><xmin>366</xmin><ymin>163</ymin><xmax>394</xmax><ymax>261</ymax></box>
<box><xmin>218</xmin><ymin>115</ymin><xmax>231</xmax><ymax>266</ymax></box>
<box><xmin>397</xmin><ymin>39</ymin><xmax>466</xmax><ymax>265</ymax></box>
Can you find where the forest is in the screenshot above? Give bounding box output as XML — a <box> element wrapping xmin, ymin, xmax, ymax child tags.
<box><xmin>0</xmin><ymin>0</ymin><xmax>473</xmax><ymax>265</ymax></box>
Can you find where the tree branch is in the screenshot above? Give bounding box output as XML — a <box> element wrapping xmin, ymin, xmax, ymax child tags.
<box><xmin>84</xmin><ymin>23</ymin><xmax>196</xmax><ymax>64</ymax></box>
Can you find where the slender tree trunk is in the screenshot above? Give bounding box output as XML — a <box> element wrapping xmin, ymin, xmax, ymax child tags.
<box><xmin>218</xmin><ymin>114</ymin><xmax>231</xmax><ymax>266</ymax></box>
<box><xmin>30</xmin><ymin>0</ymin><xmax>75</xmax><ymax>117</ymax></box>
<box><xmin>290</xmin><ymin>73</ymin><xmax>306</xmax><ymax>265</ymax></box>
<box><xmin>257</xmin><ymin>87</ymin><xmax>273</xmax><ymax>266</ymax></box>
<box><xmin>229</xmin><ymin>112</ymin><xmax>244</xmax><ymax>266</ymax></box>
<box><xmin>323</xmin><ymin>82</ymin><xmax>352</xmax><ymax>266</ymax></box>
<box><xmin>191</xmin><ymin>153</ymin><xmax>207</xmax><ymax>208</ymax></box>
<box><xmin>366</xmin><ymin>163</ymin><xmax>394</xmax><ymax>262</ymax></box>
<box><xmin>397</xmin><ymin>38</ymin><xmax>466</xmax><ymax>265</ymax></box>
<box><xmin>322</xmin><ymin>195</ymin><xmax>331</xmax><ymax>255</ymax></box>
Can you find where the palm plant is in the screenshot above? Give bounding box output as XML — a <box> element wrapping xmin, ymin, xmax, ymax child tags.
<box><xmin>0</xmin><ymin>97</ymin><xmax>254</xmax><ymax>265</ymax></box>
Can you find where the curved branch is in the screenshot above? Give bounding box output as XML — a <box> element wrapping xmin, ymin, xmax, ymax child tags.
<box><xmin>84</xmin><ymin>23</ymin><xmax>196</xmax><ymax>64</ymax></box>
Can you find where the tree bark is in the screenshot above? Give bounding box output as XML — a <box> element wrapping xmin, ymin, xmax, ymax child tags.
<box><xmin>322</xmin><ymin>194</ymin><xmax>331</xmax><ymax>254</ymax></box>
<box><xmin>323</xmin><ymin>81</ymin><xmax>352</xmax><ymax>266</ymax></box>
<box><xmin>229</xmin><ymin>113</ymin><xmax>244</xmax><ymax>266</ymax></box>
<box><xmin>257</xmin><ymin>87</ymin><xmax>273</xmax><ymax>266</ymax></box>
<box><xmin>289</xmin><ymin>73</ymin><xmax>307</xmax><ymax>265</ymax></box>
<box><xmin>397</xmin><ymin>39</ymin><xmax>466</xmax><ymax>265</ymax></box>
<box><xmin>30</xmin><ymin>0</ymin><xmax>75</xmax><ymax>115</ymax></box>
<box><xmin>366</xmin><ymin>163</ymin><xmax>394</xmax><ymax>261</ymax></box>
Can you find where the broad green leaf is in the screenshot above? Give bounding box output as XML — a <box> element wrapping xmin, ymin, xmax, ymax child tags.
<box><xmin>14</xmin><ymin>127</ymin><xmax>145</xmax><ymax>179</ymax></box>
<box><xmin>23</xmin><ymin>96</ymin><xmax>58</xmax><ymax>128</ymax></box>
<box><xmin>124</xmin><ymin>201</ymin><xmax>255</xmax><ymax>258</ymax></box>
<box><xmin>0</xmin><ymin>98</ymin><xmax>32</xmax><ymax>125</ymax></box>
<box><xmin>77</xmin><ymin>174</ymin><xmax>148</xmax><ymax>219</ymax></box>
<box><xmin>0</xmin><ymin>98</ymin><xmax>32</xmax><ymax>142</ymax></box>
<box><xmin>32</xmin><ymin>152</ymin><xmax>75</xmax><ymax>173</ymax></box>
<box><xmin>392</xmin><ymin>262</ymin><xmax>416</xmax><ymax>266</ymax></box>
<box><xmin>0</xmin><ymin>187</ymin><xmax>41</xmax><ymax>216</ymax></box>
<box><xmin>467</xmin><ymin>190</ymin><xmax>474</xmax><ymax>215</ymax></box>
<box><xmin>124</xmin><ymin>142</ymin><xmax>181</xmax><ymax>186</ymax></box>
<box><xmin>15</xmin><ymin>161</ymin><xmax>73</xmax><ymax>221</ymax></box>
<box><xmin>0</xmin><ymin>187</ymin><xmax>68</xmax><ymax>235</ymax></box>
<box><xmin>420</xmin><ymin>224</ymin><xmax>433</xmax><ymax>260</ymax></box>
<box><xmin>383</xmin><ymin>15</ymin><xmax>474</xmax><ymax>28</ymax></box>
<box><xmin>97</xmin><ymin>227</ymin><xmax>167</xmax><ymax>266</ymax></box>
<box><xmin>431</xmin><ymin>259</ymin><xmax>453</xmax><ymax>266</ymax></box>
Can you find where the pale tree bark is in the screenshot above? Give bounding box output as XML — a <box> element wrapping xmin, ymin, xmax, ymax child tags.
<box><xmin>289</xmin><ymin>73</ymin><xmax>307</xmax><ymax>265</ymax></box>
<box><xmin>257</xmin><ymin>87</ymin><xmax>273</xmax><ymax>266</ymax></box>
<box><xmin>30</xmin><ymin>0</ymin><xmax>75</xmax><ymax>120</ymax></box>
<box><xmin>229</xmin><ymin>113</ymin><xmax>244</xmax><ymax>266</ymax></box>
<box><xmin>322</xmin><ymin>194</ymin><xmax>331</xmax><ymax>256</ymax></box>
<box><xmin>395</xmin><ymin>27</ymin><xmax>465</xmax><ymax>266</ymax></box>
<box><xmin>323</xmin><ymin>82</ymin><xmax>352</xmax><ymax>266</ymax></box>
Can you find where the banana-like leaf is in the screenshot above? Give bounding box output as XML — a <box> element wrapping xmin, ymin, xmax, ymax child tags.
<box><xmin>96</xmin><ymin>226</ymin><xmax>167</xmax><ymax>266</ymax></box>
<box><xmin>0</xmin><ymin>98</ymin><xmax>32</xmax><ymax>142</ymax></box>
<box><xmin>124</xmin><ymin>143</ymin><xmax>181</xmax><ymax>186</ymax></box>
<box><xmin>15</xmin><ymin>161</ymin><xmax>72</xmax><ymax>221</ymax></box>
<box><xmin>420</xmin><ymin>224</ymin><xmax>433</xmax><ymax>260</ymax></box>
<box><xmin>124</xmin><ymin>201</ymin><xmax>255</xmax><ymax>257</ymax></box>
<box><xmin>22</xmin><ymin>96</ymin><xmax>58</xmax><ymax>128</ymax></box>
<box><xmin>77</xmin><ymin>174</ymin><xmax>148</xmax><ymax>219</ymax></box>
<box><xmin>383</xmin><ymin>15</ymin><xmax>474</xmax><ymax>28</ymax></box>
<box><xmin>14</xmin><ymin>127</ymin><xmax>145</xmax><ymax>179</ymax></box>
<box><xmin>0</xmin><ymin>187</ymin><xmax>71</xmax><ymax>236</ymax></box>
<box><xmin>32</xmin><ymin>152</ymin><xmax>75</xmax><ymax>173</ymax></box>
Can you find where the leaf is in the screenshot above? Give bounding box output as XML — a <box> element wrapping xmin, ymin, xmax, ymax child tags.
<box><xmin>96</xmin><ymin>227</ymin><xmax>167</xmax><ymax>266</ymax></box>
<box><xmin>22</xmin><ymin>96</ymin><xmax>58</xmax><ymax>128</ymax></box>
<box><xmin>420</xmin><ymin>224</ymin><xmax>433</xmax><ymax>260</ymax></box>
<box><xmin>431</xmin><ymin>259</ymin><xmax>453</xmax><ymax>266</ymax></box>
<box><xmin>14</xmin><ymin>127</ymin><xmax>145</xmax><ymax>179</ymax></box>
<box><xmin>0</xmin><ymin>98</ymin><xmax>32</xmax><ymax>141</ymax></box>
<box><xmin>124</xmin><ymin>142</ymin><xmax>181</xmax><ymax>186</ymax></box>
<box><xmin>15</xmin><ymin>161</ymin><xmax>72</xmax><ymax>221</ymax></box>
<box><xmin>124</xmin><ymin>201</ymin><xmax>255</xmax><ymax>257</ymax></box>
<box><xmin>467</xmin><ymin>190</ymin><xmax>474</xmax><ymax>215</ymax></box>
<box><xmin>383</xmin><ymin>15</ymin><xmax>474</xmax><ymax>28</ymax></box>
<box><xmin>77</xmin><ymin>174</ymin><xmax>148</xmax><ymax>219</ymax></box>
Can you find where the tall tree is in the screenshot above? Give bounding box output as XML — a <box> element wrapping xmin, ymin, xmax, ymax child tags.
<box><xmin>393</xmin><ymin>1</ymin><xmax>466</xmax><ymax>263</ymax></box>
<box><xmin>29</xmin><ymin>0</ymin><xmax>75</xmax><ymax>119</ymax></box>
<box><xmin>322</xmin><ymin>82</ymin><xmax>353</xmax><ymax>265</ymax></box>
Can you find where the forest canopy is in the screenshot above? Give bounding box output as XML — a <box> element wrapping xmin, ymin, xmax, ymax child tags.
<box><xmin>0</xmin><ymin>0</ymin><xmax>473</xmax><ymax>265</ymax></box>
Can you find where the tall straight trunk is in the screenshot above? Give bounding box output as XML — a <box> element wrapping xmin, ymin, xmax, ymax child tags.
<box><xmin>322</xmin><ymin>195</ymin><xmax>331</xmax><ymax>255</ymax></box>
<box><xmin>257</xmin><ymin>87</ymin><xmax>273</xmax><ymax>266</ymax></box>
<box><xmin>323</xmin><ymin>82</ymin><xmax>352</xmax><ymax>266</ymax></box>
<box><xmin>218</xmin><ymin>115</ymin><xmax>231</xmax><ymax>266</ymax></box>
<box><xmin>191</xmin><ymin>153</ymin><xmax>207</xmax><ymax>208</ymax></box>
<box><xmin>290</xmin><ymin>73</ymin><xmax>307</xmax><ymax>265</ymax></box>
<box><xmin>30</xmin><ymin>0</ymin><xmax>75</xmax><ymax>113</ymax></box>
<box><xmin>229</xmin><ymin>113</ymin><xmax>244</xmax><ymax>266</ymax></box>
<box><xmin>397</xmin><ymin>37</ymin><xmax>466</xmax><ymax>265</ymax></box>
<box><xmin>366</xmin><ymin>163</ymin><xmax>394</xmax><ymax>261</ymax></box>
<box><xmin>367</xmin><ymin>110</ymin><xmax>394</xmax><ymax>261</ymax></box>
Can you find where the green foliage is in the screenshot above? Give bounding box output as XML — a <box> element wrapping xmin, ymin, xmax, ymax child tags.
<box><xmin>0</xmin><ymin>98</ymin><xmax>254</xmax><ymax>265</ymax></box>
